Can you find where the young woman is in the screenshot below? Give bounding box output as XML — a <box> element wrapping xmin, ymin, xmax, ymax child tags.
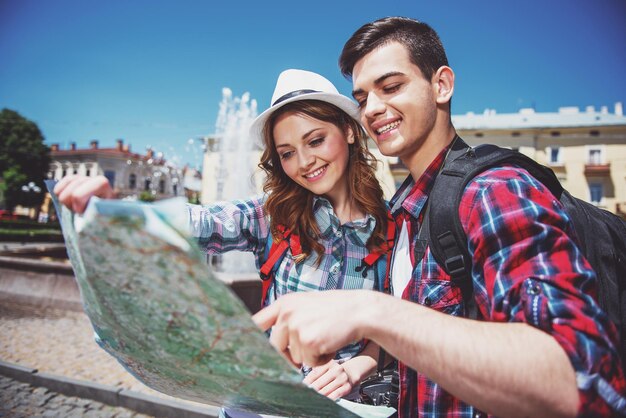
<box><xmin>54</xmin><ymin>69</ymin><xmax>390</xmax><ymax>403</ymax></box>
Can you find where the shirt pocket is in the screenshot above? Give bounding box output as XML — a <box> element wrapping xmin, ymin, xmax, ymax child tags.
<box><xmin>419</xmin><ymin>279</ymin><xmax>464</xmax><ymax>316</ymax></box>
<box><xmin>284</xmin><ymin>254</ymin><xmax>326</xmax><ymax>292</ymax></box>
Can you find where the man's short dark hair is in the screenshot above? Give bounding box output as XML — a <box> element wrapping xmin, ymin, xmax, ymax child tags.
<box><xmin>339</xmin><ymin>17</ymin><xmax>449</xmax><ymax>81</ymax></box>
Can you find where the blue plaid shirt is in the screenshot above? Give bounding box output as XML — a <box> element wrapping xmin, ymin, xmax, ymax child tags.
<box><xmin>187</xmin><ymin>195</ymin><xmax>381</xmax><ymax>360</ymax></box>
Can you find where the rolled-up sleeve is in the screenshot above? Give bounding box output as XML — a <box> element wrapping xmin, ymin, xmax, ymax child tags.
<box><xmin>186</xmin><ymin>196</ymin><xmax>270</xmax><ymax>261</ymax></box>
<box><xmin>460</xmin><ymin>166</ymin><xmax>626</xmax><ymax>417</ymax></box>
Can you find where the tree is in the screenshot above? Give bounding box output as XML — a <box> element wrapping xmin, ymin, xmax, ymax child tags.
<box><xmin>138</xmin><ymin>190</ymin><xmax>156</xmax><ymax>202</ymax></box>
<box><xmin>0</xmin><ymin>109</ymin><xmax>50</xmax><ymax>211</ymax></box>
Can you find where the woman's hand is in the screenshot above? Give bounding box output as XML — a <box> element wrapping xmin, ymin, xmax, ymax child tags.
<box><xmin>303</xmin><ymin>353</ymin><xmax>378</xmax><ymax>400</ymax></box>
<box><xmin>54</xmin><ymin>175</ymin><xmax>114</xmax><ymax>214</ymax></box>
<box><xmin>303</xmin><ymin>359</ymin><xmax>356</xmax><ymax>400</ymax></box>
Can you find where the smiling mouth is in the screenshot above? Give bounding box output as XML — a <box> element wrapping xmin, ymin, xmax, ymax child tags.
<box><xmin>304</xmin><ymin>165</ymin><xmax>328</xmax><ymax>179</ymax></box>
<box><xmin>375</xmin><ymin>120</ymin><xmax>400</xmax><ymax>135</ymax></box>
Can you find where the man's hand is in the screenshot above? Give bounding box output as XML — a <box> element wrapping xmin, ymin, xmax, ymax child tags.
<box><xmin>54</xmin><ymin>175</ymin><xmax>114</xmax><ymax>214</ymax></box>
<box><xmin>252</xmin><ymin>290</ymin><xmax>378</xmax><ymax>368</ymax></box>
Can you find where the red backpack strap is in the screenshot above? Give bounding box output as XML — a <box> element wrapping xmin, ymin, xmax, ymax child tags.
<box><xmin>382</xmin><ymin>210</ymin><xmax>396</xmax><ymax>293</ymax></box>
<box><xmin>259</xmin><ymin>226</ymin><xmax>300</xmax><ymax>306</ymax></box>
<box><xmin>355</xmin><ymin>210</ymin><xmax>396</xmax><ymax>293</ymax></box>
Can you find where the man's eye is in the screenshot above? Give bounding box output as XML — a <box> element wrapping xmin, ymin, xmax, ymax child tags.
<box><xmin>357</xmin><ymin>99</ymin><xmax>367</xmax><ymax>109</ymax></box>
<box><xmin>383</xmin><ymin>83</ymin><xmax>401</xmax><ymax>93</ymax></box>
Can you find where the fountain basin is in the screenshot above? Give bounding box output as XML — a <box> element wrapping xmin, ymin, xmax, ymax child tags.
<box><xmin>0</xmin><ymin>244</ymin><xmax>262</xmax><ymax>313</ymax></box>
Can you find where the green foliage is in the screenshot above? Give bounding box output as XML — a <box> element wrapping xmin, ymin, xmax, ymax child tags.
<box><xmin>138</xmin><ymin>190</ymin><xmax>156</xmax><ymax>202</ymax></box>
<box><xmin>0</xmin><ymin>108</ymin><xmax>50</xmax><ymax>210</ymax></box>
<box><xmin>0</xmin><ymin>167</ymin><xmax>27</xmax><ymax>210</ymax></box>
<box><xmin>188</xmin><ymin>194</ymin><xmax>200</xmax><ymax>204</ymax></box>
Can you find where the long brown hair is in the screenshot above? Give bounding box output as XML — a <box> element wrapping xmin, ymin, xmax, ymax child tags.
<box><xmin>259</xmin><ymin>99</ymin><xmax>387</xmax><ymax>262</ymax></box>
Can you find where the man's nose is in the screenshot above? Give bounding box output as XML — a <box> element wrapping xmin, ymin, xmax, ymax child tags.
<box><xmin>363</xmin><ymin>93</ymin><xmax>386</xmax><ymax>119</ymax></box>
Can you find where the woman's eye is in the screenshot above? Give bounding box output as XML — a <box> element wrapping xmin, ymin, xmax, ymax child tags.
<box><xmin>280</xmin><ymin>151</ymin><xmax>293</xmax><ymax>160</ymax></box>
<box><xmin>309</xmin><ymin>137</ymin><xmax>324</xmax><ymax>147</ymax></box>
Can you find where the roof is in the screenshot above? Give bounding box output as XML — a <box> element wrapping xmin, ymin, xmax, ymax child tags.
<box><xmin>452</xmin><ymin>103</ymin><xmax>626</xmax><ymax>130</ymax></box>
<box><xmin>51</xmin><ymin>147</ymin><xmax>167</xmax><ymax>165</ymax></box>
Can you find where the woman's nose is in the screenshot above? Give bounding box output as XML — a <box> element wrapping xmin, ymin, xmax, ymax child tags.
<box><xmin>297</xmin><ymin>150</ymin><xmax>315</xmax><ymax>170</ymax></box>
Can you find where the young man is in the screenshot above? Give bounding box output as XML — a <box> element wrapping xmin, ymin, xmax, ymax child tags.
<box><xmin>253</xmin><ymin>17</ymin><xmax>626</xmax><ymax>417</ymax></box>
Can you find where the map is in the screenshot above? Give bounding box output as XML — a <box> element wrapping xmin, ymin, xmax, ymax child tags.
<box><xmin>46</xmin><ymin>181</ymin><xmax>395</xmax><ymax>418</ymax></box>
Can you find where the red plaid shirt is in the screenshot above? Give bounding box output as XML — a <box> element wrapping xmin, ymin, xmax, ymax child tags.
<box><xmin>388</xmin><ymin>143</ymin><xmax>626</xmax><ymax>417</ymax></box>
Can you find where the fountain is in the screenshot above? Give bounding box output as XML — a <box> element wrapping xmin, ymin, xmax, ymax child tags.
<box><xmin>204</xmin><ymin>88</ymin><xmax>260</xmax><ymax>275</ymax></box>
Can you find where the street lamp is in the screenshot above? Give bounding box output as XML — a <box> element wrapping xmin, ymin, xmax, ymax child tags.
<box><xmin>21</xmin><ymin>182</ymin><xmax>42</xmax><ymax>194</ymax></box>
<box><xmin>21</xmin><ymin>182</ymin><xmax>42</xmax><ymax>220</ymax></box>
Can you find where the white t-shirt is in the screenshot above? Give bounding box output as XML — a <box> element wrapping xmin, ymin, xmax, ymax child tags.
<box><xmin>391</xmin><ymin>219</ymin><xmax>413</xmax><ymax>298</ymax></box>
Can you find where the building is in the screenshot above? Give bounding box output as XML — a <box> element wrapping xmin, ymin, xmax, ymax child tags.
<box><xmin>385</xmin><ymin>103</ymin><xmax>626</xmax><ymax>216</ymax></box>
<box><xmin>48</xmin><ymin>139</ymin><xmax>183</xmax><ymax>200</ymax></box>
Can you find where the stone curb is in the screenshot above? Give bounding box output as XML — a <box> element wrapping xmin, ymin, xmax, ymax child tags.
<box><xmin>0</xmin><ymin>360</ymin><xmax>220</xmax><ymax>417</ymax></box>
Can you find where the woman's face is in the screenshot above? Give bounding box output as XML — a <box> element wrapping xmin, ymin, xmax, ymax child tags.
<box><xmin>272</xmin><ymin>111</ymin><xmax>354</xmax><ymax>204</ymax></box>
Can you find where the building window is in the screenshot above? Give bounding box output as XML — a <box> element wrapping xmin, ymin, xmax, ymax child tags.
<box><xmin>547</xmin><ymin>146</ymin><xmax>561</xmax><ymax>164</ymax></box>
<box><xmin>159</xmin><ymin>180</ymin><xmax>165</xmax><ymax>194</ymax></box>
<box><xmin>62</xmin><ymin>169</ymin><xmax>67</xmax><ymax>177</ymax></box>
<box><xmin>589</xmin><ymin>183</ymin><xmax>603</xmax><ymax>204</ymax></box>
<box><xmin>173</xmin><ymin>184</ymin><xmax>178</xmax><ymax>196</ymax></box>
<box><xmin>588</xmin><ymin>147</ymin><xmax>602</xmax><ymax>165</ymax></box>
<box><xmin>104</xmin><ymin>170</ymin><xmax>116</xmax><ymax>187</ymax></box>
<box><xmin>144</xmin><ymin>179</ymin><xmax>151</xmax><ymax>191</ymax></box>
<box><xmin>129</xmin><ymin>174</ymin><xmax>137</xmax><ymax>190</ymax></box>
<box><xmin>86</xmin><ymin>169</ymin><xmax>91</xmax><ymax>177</ymax></box>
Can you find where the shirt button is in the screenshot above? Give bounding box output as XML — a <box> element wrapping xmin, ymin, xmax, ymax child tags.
<box><xmin>335</xmin><ymin>230</ymin><xmax>343</xmax><ymax>238</ymax></box>
<box><xmin>331</xmin><ymin>265</ymin><xmax>339</xmax><ymax>274</ymax></box>
<box><xmin>527</xmin><ymin>279</ymin><xmax>542</xmax><ymax>295</ymax></box>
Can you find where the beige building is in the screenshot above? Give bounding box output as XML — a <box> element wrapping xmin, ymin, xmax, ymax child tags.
<box><xmin>48</xmin><ymin>139</ymin><xmax>183</xmax><ymax>200</ymax></box>
<box><xmin>386</xmin><ymin>103</ymin><xmax>626</xmax><ymax>216</ymax></box>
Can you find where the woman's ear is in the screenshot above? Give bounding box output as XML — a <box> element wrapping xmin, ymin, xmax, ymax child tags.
<box><xmin>345</xmin><ymin>127</ymin><xmax>355</xmax><ymax>144</ymax></box>
<box><xmin>434</xmin><ymin>66</ymin><xmax>454</xmax><ymax>104</ymax></box>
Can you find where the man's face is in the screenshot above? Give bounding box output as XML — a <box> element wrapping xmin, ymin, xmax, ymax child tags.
<box><xmin>352</xmin><ymin>41</ymin><xmax>439</xmax><ymax>160</ymax></box>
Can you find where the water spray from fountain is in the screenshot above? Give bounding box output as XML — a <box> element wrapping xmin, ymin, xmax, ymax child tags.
<box><xmin>208</xmin><ymin>88</ymin><xmax>259</xmax><ymax>273</ymax></box>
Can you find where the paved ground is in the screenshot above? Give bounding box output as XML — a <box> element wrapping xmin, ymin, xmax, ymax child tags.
<box><xmin>0</xmin><ymin>301</ymin><xmax>215</xmax><ymax>416</ymax></box>
<box><xmin>0</xmin><ymin>374</ymin><xmax>152</xmax><ymax>418</ymax></box>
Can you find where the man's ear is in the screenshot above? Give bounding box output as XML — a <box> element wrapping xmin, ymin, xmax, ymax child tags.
<box><xmin>434</xmin><ymin>66</ymin><xmax>454</xmax><ymax>104</ymax></box>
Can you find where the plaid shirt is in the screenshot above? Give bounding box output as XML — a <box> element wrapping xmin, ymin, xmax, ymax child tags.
<box><xmin>389</xmin><ymin>144</ymin><xmax>626</xmax><ymax>417</ymax></box>
<box><xmin>187</xmin><ymin>195</ymin><xmax>380</xmax><ymax>359</ymax></box>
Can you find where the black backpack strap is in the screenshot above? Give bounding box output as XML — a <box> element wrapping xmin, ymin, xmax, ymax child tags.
<box><xmin>427</xmin><ymin>137</ymin><xmax>564</xmax><ymax>317</ymax></box>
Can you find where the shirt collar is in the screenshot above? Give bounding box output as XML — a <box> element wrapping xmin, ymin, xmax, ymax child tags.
<box><xmin>313</xmin><ymin>195</ymin><xmax>376</xmax><ymax>237</ymax></box>
<box><xmin>389</xmin><ymin>144</ymin><xmax>452</xmax><ymax>220</ymax></box>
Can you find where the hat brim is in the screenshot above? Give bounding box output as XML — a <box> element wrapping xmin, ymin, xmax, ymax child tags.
<box><xmin>249</xmin><ymin>91</ymin><xmax>360</xmax><ymax>147</ymax></box>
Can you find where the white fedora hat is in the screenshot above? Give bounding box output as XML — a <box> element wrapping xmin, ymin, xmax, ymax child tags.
<box><xmin>249</xmin><ymin>69</ymin><xmax>359</xmax><ymax>145</ymax></box>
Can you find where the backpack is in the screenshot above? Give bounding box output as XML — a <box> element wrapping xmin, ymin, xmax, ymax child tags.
<box><xmin>259</xmin><ymin>212</ymin><xmax>396</xmax><ymax>307</ymax></box>
<box><xmin>424</xmin><ymin>136</ymin><xmax>626</xmax><ymax>367</ymax></box>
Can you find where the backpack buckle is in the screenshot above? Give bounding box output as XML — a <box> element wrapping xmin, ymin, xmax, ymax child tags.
<box><xmin>445</xmin><ymin>255</ymin><xmax>467</xmax><ymax>281</ymax></box>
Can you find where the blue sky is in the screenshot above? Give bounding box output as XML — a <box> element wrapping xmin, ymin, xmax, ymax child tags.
<box><xmin>1</xmin><ymin>0</ymin><xmax>625</xmax><ymax>169</ymax></box>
